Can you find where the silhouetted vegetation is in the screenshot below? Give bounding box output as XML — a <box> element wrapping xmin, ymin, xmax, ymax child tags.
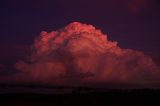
<box><xmin>0</xmin><ymin>89</ymin><xmax>160</xmax><ymax>106</ymax></box>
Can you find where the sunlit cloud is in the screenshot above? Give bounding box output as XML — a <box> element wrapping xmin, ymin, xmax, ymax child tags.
<box><xmin>14</xmin><ymin>22</ymin><xmax>160</xmax><ymax>86</ymax></box>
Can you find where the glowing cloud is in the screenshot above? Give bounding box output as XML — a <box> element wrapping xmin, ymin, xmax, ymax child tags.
<box><xmin>15</xmin><ymin>22</ymin><xmax>159</xmax><ymax>86</ymax></box>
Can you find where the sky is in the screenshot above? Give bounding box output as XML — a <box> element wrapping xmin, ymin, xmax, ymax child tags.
<box><xmin>0</xmin><ymin>0</ymin><xmax>160</xmax><ymax>88</ymax></box>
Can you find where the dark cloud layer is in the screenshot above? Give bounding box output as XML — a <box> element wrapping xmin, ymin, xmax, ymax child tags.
<box><xmin>11</xmin><ymin>22</ymin><xmax>160</xmax><ymax>87</ymax></box>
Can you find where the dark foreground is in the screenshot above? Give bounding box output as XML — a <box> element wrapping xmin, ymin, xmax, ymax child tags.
<box><xmin>1</xmin><ymin>89</ymin><xmax>160</xmax><ymax>106</ymax></box>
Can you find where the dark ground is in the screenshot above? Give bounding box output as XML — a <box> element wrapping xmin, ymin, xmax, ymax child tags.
<box><xmin>1</xmin><ymin>89</ymin><xmax>160</xmax><ymax>106</ymax></box>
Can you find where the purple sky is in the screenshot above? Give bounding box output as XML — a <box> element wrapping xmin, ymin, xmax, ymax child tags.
<box><xmin>0</xmin><ymin>0</ymin><xmax>160</xmax><ymax>88</ymax></box>
<box><xmin>0</xmin><ymin>0</ymin><xmax>160</xmax><ymax>64</ymax></box>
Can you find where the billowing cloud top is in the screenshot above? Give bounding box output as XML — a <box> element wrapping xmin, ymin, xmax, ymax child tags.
<box><xmin>14</xmin><ymin>22</ymin><xmax>159</xmax><ymax>87</ymax></box>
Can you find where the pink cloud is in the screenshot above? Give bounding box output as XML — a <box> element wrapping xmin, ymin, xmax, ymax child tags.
<box><xmin>14</xmin><ymin>22</ymin><xmax>160</xmax><ymax>87</ymax></box>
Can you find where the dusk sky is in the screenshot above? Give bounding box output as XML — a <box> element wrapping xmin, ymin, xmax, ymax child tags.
<box><xmin>0</xmin><ymin>0</ymin><xmax>160</xmax><ymax>88</ymax></box>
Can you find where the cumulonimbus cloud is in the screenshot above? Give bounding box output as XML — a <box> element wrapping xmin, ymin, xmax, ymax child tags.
<box><xmin>14</xmin><ymin>22</ymin><xmax>159</xmax><ymax>86</ymax></box>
